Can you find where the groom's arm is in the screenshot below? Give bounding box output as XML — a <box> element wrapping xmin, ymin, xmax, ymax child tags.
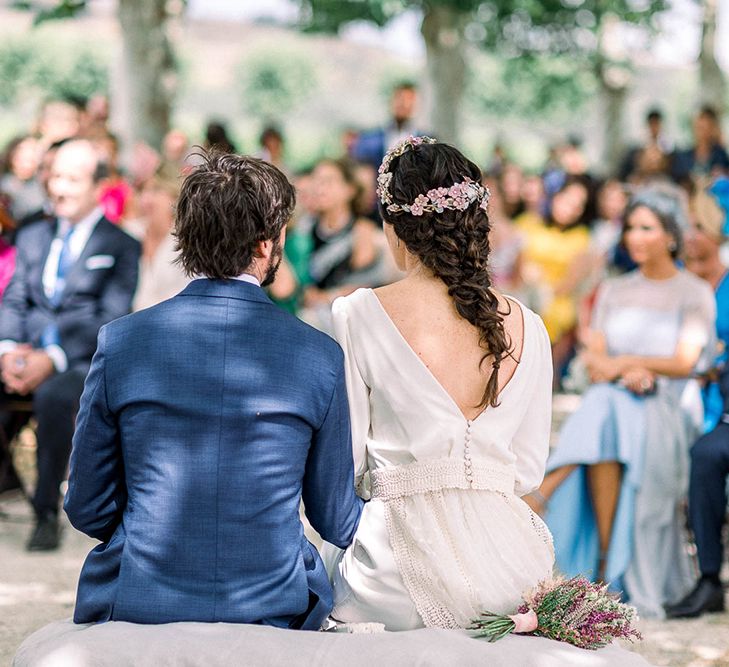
<box><xmin>64</xmin><ymin>326</ymin><xmax>126</xmax><ymax>542</ymax></box>
<box><xmin>302</xmin><ymin>361</ymin><xmax>364</xmax><ymax>549</ymax></box>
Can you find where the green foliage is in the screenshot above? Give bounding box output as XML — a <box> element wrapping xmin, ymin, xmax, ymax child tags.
<box><xmin>467</xmin><ymin>52</ymin><xmax>597</xmax><ymax>119</ymax></box>
<box><xmin>33</xmin><ymin>0</ymin><xmax>87</xmax><ymax>26</ymax></box>
<box><xmin>239</xmin><ymin>48</ymin><xmax>318</xmax><ymax>119</ymax></box>
<box><xmin>0</xmin><ymin>37</ymin><xmax>108</xmax><ymax>107</ymax></box>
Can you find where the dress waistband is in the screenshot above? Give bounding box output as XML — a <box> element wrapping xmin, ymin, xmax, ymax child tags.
<box><xmin>370</xmin><ymin>458</ymin><xmax>516</xmax><ymax>501</ymax></box>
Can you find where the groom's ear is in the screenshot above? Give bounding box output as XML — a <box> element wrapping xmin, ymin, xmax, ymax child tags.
<box><xmin>252</xmin><ymin>239</ymin><xmax>273</xmax><ymax>260</ymax></box>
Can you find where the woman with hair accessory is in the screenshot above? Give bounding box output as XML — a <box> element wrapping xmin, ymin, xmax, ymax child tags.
<box><xmin>527</xmin><ymin>187</ymin><xmax>716</xmax><ymax>618</ymax></box>
<box><xmin>685</xmin><ymin>177</ymin><xmax>729</xmax><ymax>431</ymax></box>
<box><xmin>323</xmin><ymin>136</ymin><xmax>558</xmax><ymax>632</ymax></box>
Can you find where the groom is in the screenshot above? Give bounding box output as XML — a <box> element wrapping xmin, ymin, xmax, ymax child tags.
<box><xmin>64</xmin><ymin>150</ymin><xmax>363</xmax><ymax>629</ymax></box>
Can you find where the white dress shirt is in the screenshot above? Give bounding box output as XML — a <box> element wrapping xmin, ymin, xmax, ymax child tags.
<box><xmin>232</xmin><ymin>273</ymin><xmax>261</xmax><ymax>286</ymax></box>
<box><xmin>42</xmin><ymin>206</ymin><xmax>104</xmax><ymax>299</ymax></box>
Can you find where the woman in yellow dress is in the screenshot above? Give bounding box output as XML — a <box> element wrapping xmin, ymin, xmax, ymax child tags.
<box><xmin>516</xmin><ymin>177</ymin><xmax>593</xmax><ymax>371</ymax></box>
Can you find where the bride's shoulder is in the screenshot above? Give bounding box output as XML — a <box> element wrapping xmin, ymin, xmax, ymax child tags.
<box><xmin>331</xmin><ymin>288</ymin><xmax>374</xmax><ymax>322</ymax></box>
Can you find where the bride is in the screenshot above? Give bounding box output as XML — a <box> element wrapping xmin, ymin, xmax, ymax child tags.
<box><xmin>325</xmin><ymin>137</ymin><xmax>555</xmax><ymax>630</ymax></box>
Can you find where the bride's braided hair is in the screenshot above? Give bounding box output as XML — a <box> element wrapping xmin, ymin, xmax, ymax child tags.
<box><xmin>380</xmin><ymin>142</ymin><xmax>513</xmax><ymax>409</ymax></box>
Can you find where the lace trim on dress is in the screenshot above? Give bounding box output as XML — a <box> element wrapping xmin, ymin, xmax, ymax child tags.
<box><xmin>370</xmin><ymin>458</ymin><xmax>516</xmax><ymax>500</ymax></box>
<box><xmin>372</xmin><ymin>456</ymin><xmax>518</xmax><ymax>629</ymax></box>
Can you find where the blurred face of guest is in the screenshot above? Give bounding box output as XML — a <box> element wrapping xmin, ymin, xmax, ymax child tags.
<box><xmin>598</xmin><ymin>181</ymin><xmax>627</xmax><ymax>221</ymax></box>
<box><xmin>354</xmin><ymin>163</ymin><xmax>376</xmax><ymax>216</ymax></box>
<box><xmin>93</xmin><ymin>136</ymin><xmax>119</xmax><ymax>172</ymax></box>
<box><xmin>10</xmin><ymin>138</ymin><xmax>41</xmax><ymax>181</ymax></box>
<box><xmin>39</xmin><ymin>101</ymin><xmax>80</xmax><ymax>145</ymax></box>
<box><xmin>521</xmin><ymin>175</ymin><xmax>544</xmax><ymax>210</ymax></box>
<box><xmin>294</xmin><ymin>174</ymin><xmax>317</xmax><ymax>216</ymax></box>
<box><xmin>500</xmin><ymin>165</ymin><xmax>523</xmax><ymax>203</ymax></box>
<box><xmin>87</xmin><ymin>95</ymin><xmax>109</xmax><ymax>124</ymax></box>
<box><xmin>313</xmin><ymin>162</ymin><xmax>355</xmax><ymax>214</ymax></box>
<box><xmin>624</xmin><ymin>206</ymin><xmax>674</xmax><ymax>266</ymax></box>
<box><xmin>684</xmin><ymin>220</ymin><xmax>721</xmax><ymax>280</ymax></box>
<box><xmin>391</xmin><ymin>88</ymin><xmax>417</xmax><ymax>124</ymax></box>
<box><xmin>647</xmin><ymin>116</ymin><xmax>662</xmax><ymax>141</ymax></box>
<box><xmin>551</xmin><ymin>183</ymin><xmax>587</xmax><ymax>228</ymax></box>
<box><xmin>694</xmin><ymin>114</ymin><xmax>717</xmax><ymax>145</ymax></box>
<box><xmin>163</xmin><ymin>130</ymin><xmax>189</xmax><ymax>163</ymax></box>
<box><xmin>48</xmin><ymin>142</ymin><xmax>102</xmax><ymax>223</ymax></box>
<box><xmin>37</xmin><ymin>147</ymin><xmax>58</xmax><ymax>193</ymax></box>
<box><xmin>139</xmin><ymin>180</ymin><xmax>175</xmax><ymax>235</ymax></box>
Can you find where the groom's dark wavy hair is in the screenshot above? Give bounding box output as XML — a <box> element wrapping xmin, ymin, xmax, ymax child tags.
<box><xmin>380</xmin><ymin>142</ymin><xmax>514</xmax><ymax>410</ymax></box>
<box><xmin>174</xmin><ymin>148</ymin><xmax>296</xmax><ymax>279</ymax></box>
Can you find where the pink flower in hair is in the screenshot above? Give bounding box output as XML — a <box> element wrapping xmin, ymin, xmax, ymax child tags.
<box><xmin>410</xmin><ymin>194</ymin><xmax>429</xmax><ymax>216</ymax></box>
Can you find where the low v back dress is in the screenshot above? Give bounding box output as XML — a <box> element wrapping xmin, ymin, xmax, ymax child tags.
<box><xmin>325</xmin><ymin>288</ymin><xmax>555</xmax><ymax>630</ymax></box>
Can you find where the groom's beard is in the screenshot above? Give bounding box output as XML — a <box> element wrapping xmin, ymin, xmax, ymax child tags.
<box><xmin>261</xmin><ymin>240</ymin><xmax>283</xmax><ymax>287</ymax></box>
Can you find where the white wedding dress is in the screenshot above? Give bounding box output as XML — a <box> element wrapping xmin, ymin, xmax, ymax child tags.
<box><xmin>325</xmin><ymin>288</ymin><xmax>556</xmax><ymax>630</ymax></box>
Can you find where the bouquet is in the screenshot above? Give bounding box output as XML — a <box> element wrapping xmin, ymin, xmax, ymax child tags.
<box><xmin>469</xmin><ymin>576</ymin><xmax>641</xmax><ymax>650</ymax></box>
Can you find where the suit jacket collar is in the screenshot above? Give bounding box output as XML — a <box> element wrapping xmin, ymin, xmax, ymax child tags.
<box><xmin>179</xmin><ymin>278</ymin><xmax>273</xmax><ymax>305</ymax></box>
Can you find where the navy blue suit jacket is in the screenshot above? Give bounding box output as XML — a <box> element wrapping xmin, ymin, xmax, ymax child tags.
<box><xmin>65</xmin><ymin>279</ymin><xmax>363</xmax><ymax>629</ymax></box>
<box><xmin>0</xmin><ymin>216</ymin><xmax>140</xmax><ymax>370</ymax></box>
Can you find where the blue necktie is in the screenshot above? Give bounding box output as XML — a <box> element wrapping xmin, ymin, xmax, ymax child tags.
<box><xmin>50</xmin><ymin>226</ymin><xmax>75</xmax><ymax>307</ymax></box>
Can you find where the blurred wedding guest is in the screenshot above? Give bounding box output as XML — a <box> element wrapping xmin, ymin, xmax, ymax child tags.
<box><xmin>529</xmin><ymin>188</ymin><xmax>715</xmax><ymax>618</ymax></box>
<box><xmin>94</xmin><ymin>133</ymin><xmax>133</xmax><ymax>224</ymax></box>
<box><xmin>19</xmin><ymin>139</ymin><xmax>71</xmax><ymax>230</ymax></box>
<box><xmin>0</xmin><ymin>140</ymin><xmax>140</xmax><ymax>550</ymax></box>
<box><xmin>684</xmin><ymin>178</ymin><xmax>729</xmax><ymax>432</ymax></box>
<box><xmin>298</xmin><ymin>158</ymin><xmax>383</xmax><ymax>331</ymax></box>
<box><xmin>340</xmin><ymin>127</ymin><xmax>359</xmax><ymax>158</ymax></box>
<box><xmin>485</xmin><ymin>141</ymin><xmax>507</xmax><ymax>178</ymax></box>
<box><xmin>0</xmin><ymin>199</ymin><xmax>16</xmax><ymax>300</ymax></box>
<box><xmin>257</xmin><ymin>125</ymin><xmax>289</xmax><ymax>175</ymax></box>
<box><xmin>161</xmin><ymin>129</ymin><xmax>191</xmax><ymax>174</ymax></box>
<box><xmin>130</xmin><ymin>141</ymin><xmax>162</xmax><ymax>189</ymax></box>
<box><xmin>499</xmin><ymin>163</ymin><xmax>525</xmax><ymax>218</ymax></box>
<box><xmin>484</xmin><ymin>177</ymin><xmax>525</xmax><ymax>299</ymax></box>
<box><xmin>590</xmin><ymin>179</ymin><xmax>634</xmax><ymax>277</ymax></box>
<box><xmin>36</xmin><ymin>98</ymin><xmax>81</xmax><ymax>148</ymax></box>
<box><xmin>205</xmin><ymin>120</ymin><xmax>237</xmax><ymax>154</ymax></box>
<box><xmin>353</xmin><ymin>82</ymin><xmax>422</xmax><ymax>168</ymax></box>
<box><xmin>515</xmin><ymin>176</ymin><xmax>593</xmax><ymax>373</ymax></box>
<box><xmin>518</xmin><ymin>173</ymin><xmax>546</xmax><ymax>226</ymax></box>
<box><xmin>130</xmin><ymin>172</ymin><xmax>189</xmax><ymax>311</ymax></box>
<box><xmin>619</xmin><ymin>109</ymin><xmax>671</xmax><ymax>182</ymax></box>
<box><xmin>672</xmin><ymin>106</ymin><xmax>729</xmax><ymax>185</ymax></box>
<box><xmin>666</xmin><ymin>181</ymin><xmax>729</xmax><ymax>620</ymax></box>
<box><xmin>80</xmin><ymin>94</ymin><xmax>110</xmax><ymax>139</ymax></box>
<box><xmin>0</xmin><ymin>136</ymin><xmax>45</xmax><ymax>222</ymax></box>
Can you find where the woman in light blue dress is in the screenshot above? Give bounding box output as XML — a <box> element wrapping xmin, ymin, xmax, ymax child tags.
<box><xmin>529</xmin><ymin>187</ymin><xmax>716</xmax><ymax>618</ymax></box>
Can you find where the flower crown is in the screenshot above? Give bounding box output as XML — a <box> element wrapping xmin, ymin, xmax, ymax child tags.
<box><xmin>376</xmin><ymin>135</ymin><xmax>490</xmax><ymax>217</ymax></box>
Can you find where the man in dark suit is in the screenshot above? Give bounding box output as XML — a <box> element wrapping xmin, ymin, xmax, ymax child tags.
<box><xmin>0</xmin><ymin>139</ymin><xmax>140</xmax><ymax>551</ymax></box>
<box><xmin>666</xmin><ymin>364</ymin><xmax>729</xmax><ymax>618</ymax></box>
<box><xmin>64</xmin><ymin>150</ymin><xmax>363</xmax><ymax>630</ymax></box>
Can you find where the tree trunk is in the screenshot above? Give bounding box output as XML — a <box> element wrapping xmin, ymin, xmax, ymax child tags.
<box><xmin>699</xmin><ymin>0</ymin><xmax>726</xmax><ymax>116</ymax></box>
<box><xmin>599</xmin><ymin>74</ymin><xmax>628</xmax><ymax>176</ymax></box>
<box><xmin>117</xmin><ymin>0</ymin><xmax>175</xmax><ymax>150</ymax></box>
<box><xmin>420</xmin><ymin>5</ymin><xmax>467</xmax><ymax>146</ymax></box>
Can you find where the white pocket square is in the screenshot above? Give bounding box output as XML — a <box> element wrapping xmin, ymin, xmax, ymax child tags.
<box><xmin>85</xmin><ymin>255</ymin><xmax>115</xmax><ymax>270</ymax></box>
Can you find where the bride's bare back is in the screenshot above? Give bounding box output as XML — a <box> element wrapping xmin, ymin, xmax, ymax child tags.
<box><xmin>374</xmin><ymin>275</ymin><xmax>524</xmax><ymax>421</ymax></box>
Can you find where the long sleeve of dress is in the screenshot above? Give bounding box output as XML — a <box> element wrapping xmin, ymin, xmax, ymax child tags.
<box><xmin>511</xmin><ymin>315</ymin><xmax>554</xmax><ymax>496</ymax></box>
<box><xmin>331</xmin><ymin>297</ymin><xmax>371</xmax><ymax>494</ymax></box>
